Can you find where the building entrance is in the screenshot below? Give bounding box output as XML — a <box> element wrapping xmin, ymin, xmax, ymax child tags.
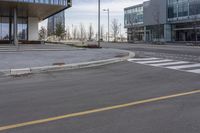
<box><xmin>175</xmin><ymin>29</ymin><xmax>200</xmax><ymax>42</ymax></box>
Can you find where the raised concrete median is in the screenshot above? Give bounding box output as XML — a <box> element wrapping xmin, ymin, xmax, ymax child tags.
<box><xmin>0</xmin><ymin>48</ymin><xmax>135</xmax><ymax>76</ymax></box>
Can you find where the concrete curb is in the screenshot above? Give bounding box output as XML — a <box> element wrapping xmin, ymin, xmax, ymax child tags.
<box><xmin>0</xmin><ymin>50</ymin><xmax>135</xmax><ymax>76</ymax></box>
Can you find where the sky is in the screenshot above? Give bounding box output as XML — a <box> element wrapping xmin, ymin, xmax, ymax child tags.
<box><xmin>39</xmin><ymin>0</ymin><xmax>147</xmax><ymax>35</ymax></box>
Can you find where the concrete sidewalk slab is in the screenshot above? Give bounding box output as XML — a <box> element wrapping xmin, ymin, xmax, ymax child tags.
<box><xmin>0</xmin><ymin>44</ymin><xmax>80</xmax><ymax>52</ymax></box>
<box><xmin>0</xmin><ymin>48</ymin><xmax>135</xmax><ymax>76</ymax></box>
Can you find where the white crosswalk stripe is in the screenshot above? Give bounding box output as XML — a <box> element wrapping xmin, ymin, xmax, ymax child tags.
<box><xmin>166</xmin><ymin>63</ymin><xmax>200</xmax><ymax>69</ymax></box>
<box><xmin>151</xmin><ymin>61</ymin><xmax>189</xmax><ymax>67</ymax></box>
<box><xmin>128</xmin><ymin>57</ymin><xmax>200</xmax><ymax>75</ymax></box>
<box><xmin>128</xmin><ymin>58</ymin><xmax>158</xmax><ymax>61</ymax></box>
<box><xmin>136</xmin><ymin>59</ymin><xmax>173</xmax><ymax>64</ymax></box>
<box><xmin>187</xmin><ymin>69</ymin><xmax>200</xmax><ymax>74</ymax></box>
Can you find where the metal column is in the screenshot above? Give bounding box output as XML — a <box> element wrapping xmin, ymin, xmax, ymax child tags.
<box><xmin>144</xmin><ymin>26</ymin><xmax>147</xmax><ymax>42</ymax></box>
<box><xmin>13</xmin><ymin>8</ymin><xmax>18</xmax><ymax>46</ymax></box>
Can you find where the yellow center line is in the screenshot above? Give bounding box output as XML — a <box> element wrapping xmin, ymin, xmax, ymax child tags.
<box><xmin>0</xmin><ymin>89</ymin><xmax>200</xmax><ymax>132</ymax></box>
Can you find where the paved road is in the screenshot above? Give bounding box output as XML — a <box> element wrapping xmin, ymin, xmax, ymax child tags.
<box><xmin>0</xmin><ymin>60</ymin><xmax>200</xmax><ymax>133</ymax></box>
<box><xmin>101</xmin><ymin>42</ymin><xmax>200</xmax><ymax>62</ymax></box>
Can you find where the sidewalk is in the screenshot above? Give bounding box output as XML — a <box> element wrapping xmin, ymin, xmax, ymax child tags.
<box><xmin>0</xmin><ymin>43</ymin><xmax>80</xmax><ymax>52</ymax></box>
<box><xmin>0</xmin><ymin>47</ymin><xmax>134</xmax><ymax>76</ymax></box>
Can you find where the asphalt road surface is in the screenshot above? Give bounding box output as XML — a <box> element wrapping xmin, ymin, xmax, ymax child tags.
<box><xmin>0</xmin><ymin>59</ymin><xmax>200</xmax><ymax>133</ymax></box>
<box><xmin>101</xmin><ymin>42</ymin><xmax>200</xmax><ymax>62</ymax></box>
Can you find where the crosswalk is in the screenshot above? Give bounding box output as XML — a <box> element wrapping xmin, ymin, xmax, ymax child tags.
<box><xmin>128</xmin><ymin>57</ymin><xmax>200</xmax><ymax>74</ymax></box>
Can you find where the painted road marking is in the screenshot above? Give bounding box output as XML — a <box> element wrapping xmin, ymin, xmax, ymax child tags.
<box><xmin>136</xmin><ymin>59</ymin><xmax>173</xmax><ymax>64</ymax></box>
<box><xmin>128</xmin><ymin>57</ymin><xmax>200</xmax><ymax>75</ymax></box>
<box><xmin>127</xmin><ymin>57</ymin><xmax>158</xmax><ymax>61</ymax></box>
<box><xmin>0</xmin><ymin>90</ymin><xmax>200</xmax><ymax>132</ymax></box>
<box><xmin>166</xmin><ymin>63</ymin><xmax>200</xmax><ymax>69</ymax></box>
<box><xmin>187</xmin><ymin>69</ymin><xmax>200</xmax><ymax>74</ymax></box>
<box><xmin>151</xmin><ymin>61</ymin><xmax>189</xmax><ymax>67</ymax></box>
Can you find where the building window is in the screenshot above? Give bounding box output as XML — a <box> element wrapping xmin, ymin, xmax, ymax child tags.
<box><xmin>124</xmin><ymin>5</ymin><xmax>143</xmax><ymax>27</ymax></box>
<box><xmin>0</xmin><ymin>17</ymin><xmax>9</xmax><ymax>40</ymax></box>
<box><xmin>178</xmin><ymin>1</ymin><xmax>188</xmax><ymax>17</ymax></box>
<box><xmin>17</xmin><ymin>18</ymin><xmax>28</xmax><ymax>40</ymax></box>
<box><xmin>168</xmin><ymin>4</ymin><xmax>177</xmax><ymax>18</ymax></box>
<box><xmin>189</xmin><ymin>0</ymin><xmax>200</xmax><ymax>15</ymax></box>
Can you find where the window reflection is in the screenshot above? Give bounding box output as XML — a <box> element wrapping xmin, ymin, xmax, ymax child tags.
<box><xmin>0</xmin><ymin>17</ymin><xmax>9</xmax><ymax>40</ymax></box>
<box><xmin>168</xmin><ymin>0</ymin><xmax>200</xmax><ymax>19</ymax></box>
<box><xmin>124</xmin><ymin>5</ymin><xmax>144</xmax><ymax>27</ymax></box>
<box><xmin>0</xmin><ymin>17</ymin><xmax>28</xmax><ymax>41</ymax></box>
<box><xmin>17</xmin><ymin>18</ymin><xmax>28</xmax><ymax>40</ymax></box>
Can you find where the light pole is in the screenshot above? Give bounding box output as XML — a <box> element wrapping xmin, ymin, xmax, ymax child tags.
<box><xmin>103</xmin><ymin>8</ymin><xmax>110</xmax><ymax>42</ymax></box>
<box><xmin>119</xmin><ymin>23</ymin><xmax>122</xmax><ymax>41</ymax></box>
<box><xmin>98</xmin><ymin>0</ymin><xmax>101</xmax><ymax>47</ymax></box>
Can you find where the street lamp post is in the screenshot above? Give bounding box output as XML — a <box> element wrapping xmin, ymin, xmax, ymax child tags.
<box><xmin>119</xmin><ymin>23</ymin><xmax>122</xmax><ymax>41</ymax></box>
<box><xmin>103</xmin><ymin>8</ymin><xmax>110</xmax><ymax>42</ymax></box>
<box><xmin>98</xmin><ymin>0</ymin><xmax>101</xmax><ymax>47</ymax></box>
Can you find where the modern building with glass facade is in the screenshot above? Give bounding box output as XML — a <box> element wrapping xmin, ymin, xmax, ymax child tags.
<box><xmin>0</xmin><ymin>0</ymin><xmax>71</xmax><ymax>45</ymax></box>
<box><xmin>47</xmin><ymin>11</ymin><xmax>65</xmax><ymax>35</ymax></box>
<box><xmin>124</xmin><ymin>4</ymin><xmax>144</xmax><ymax>42</ymax></box>
<box><xmin>124</xmin><ymin>0</ymin><xmax>200</xmax><ymax>43</ymax></box>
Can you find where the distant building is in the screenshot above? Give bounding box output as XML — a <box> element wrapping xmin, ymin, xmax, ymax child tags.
<box><xmin>0</xmin><ymin>0</ymin><xmax>71</xmax><ymax>44</ymax></box>
<box><xmin>47</xmin><ymin>11</ymin><xmax>65</xmax><ymax>35</ymax></box>
<box><xmin>124</xmin><ymin>4</ymin><xmax>144</xmax><ymax>42</ymax></box>
<box><xmin>124</xmin><ymin>0</ymin><xmax>200</xmax><ymax>43</ymax></box>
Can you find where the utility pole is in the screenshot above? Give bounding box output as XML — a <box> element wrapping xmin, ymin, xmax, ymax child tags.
<box><xmin>98</xmin><ymin>0</ymin><xmax>101</xmax><ymax>47</ymax></box>
<box><xmin>119</xmin><ymin>23</ymin><xmax>122</xmax><ymax>41</ymax></box>
<box><xmin>103</xmin><ymin>8</ymin><xmax>110</xmax><ymax>42</ymax></box>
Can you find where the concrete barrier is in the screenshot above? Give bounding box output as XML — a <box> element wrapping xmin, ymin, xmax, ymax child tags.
<box><xmin>10</xmin><ymin>68</ymin><xmax>31</xmax><ymax>76</ymax></box>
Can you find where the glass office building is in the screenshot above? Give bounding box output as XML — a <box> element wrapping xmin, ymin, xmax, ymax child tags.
<box><xmin>168</xmin><ymin>0</ymin><xmax>200</xmax><ymax>20</ymax></box>
<box><xmin>0</xmin><ymin>0</ymin><xmax>71</xmax><ymax>44</ymax></box>
<box><xmin>124</xmin><ymin>4</ymin><xmax>144</xmax><ymax>42</ymax></box>
<box><xmin>168</xmin><ymin>0</ymin><xmax>200</xmax><ymax>41</ymax></box>
<box><xmin>47</xmin><ymin>11</ymin><xmax>65</xmax><ymax>35</ymax></box>
<box><xmin>124</xmin><ymin>5</ymin><xmax>143</xmax><ymax>27</ymax></box>
<box><xmin>124</xmin><ymin>0</ymin><xmax>200</xmax><ymax>43</ymax></box>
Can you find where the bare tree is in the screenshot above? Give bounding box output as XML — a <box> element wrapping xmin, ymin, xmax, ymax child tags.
<box><xmin>111</xmin><ymin>18</ymin><xmax>120</xmax><ymax>42</ymax></box>
<box><xmin>65</xmin><ymin>26</ymin><xmax>71</xmax><ymax>40</ymax></box>
<box><xmin>55</xmin><ymin>22</ymin><xmax>65</xmax><ymax>40</ymax></box>
<box><xmin>72</xmin><ymin>26</ymin><xmax>78</xmax><ymax>40</ymax></box>
<box><xmin>101</xmin><ymin>25</ymin><xmax>104</xmax><ymax>41</ymax></box>
<box><xmin>79</xmin><ymin>23</ymin><xmax>86</xmax><ymax>41</ymax></box>
<box><xmin>95</xmin><ymin>32</ymin><xmax>98</xmax><ymax>41</ymax></box>
<box><xmin>77</xmin><ymin>29</ymin><xmax>81</xmax><ymax>40</ymax></box>
<box><xmin>39</xmin><ymin>26</ymin><xmax>47</xmax><ymax>41</ymax></box>
<box><xmin>88</xmin><ymin>23</ymin><xmax>94</xmax><ymax>41</ymax></box>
